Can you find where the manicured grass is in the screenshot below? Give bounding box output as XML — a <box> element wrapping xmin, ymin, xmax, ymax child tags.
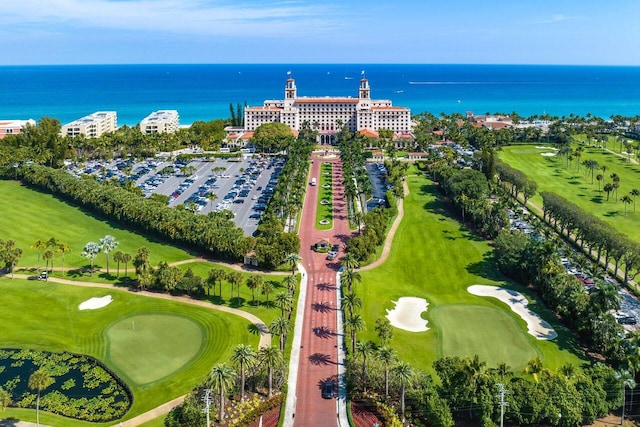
<box><xmin>499</xmin><ymin>144</ymin><xmax>640</xmax><ymax>243</ymax></box>
<box><xmin>0</xmin><ymin>279</ymin><xmax>257</xmax><ymax>426</ymax></box>
<box><xmin>315</xmin><ymin>163</ymin><xmax>333</xmax><ymax>230</ymax></box>
<box><xmin>358</xmin><ymin>174</ymin><xmax>586</xmax><ymax>373</ymax></box>
<box><xmin>0</xmin><ymin>180</ymin><xmax>192</xmax><ymax>273</ymax></box>
<box><xmin>106</xmin><ymin>314</ymin><xmax>203</xmax><ymax>384</ymax></box>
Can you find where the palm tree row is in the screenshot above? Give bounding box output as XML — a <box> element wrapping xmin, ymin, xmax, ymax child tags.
<box><xmin>207</xmin><ymin>343</ymin><xmax>285</xmax><ymax>422</ymax></box>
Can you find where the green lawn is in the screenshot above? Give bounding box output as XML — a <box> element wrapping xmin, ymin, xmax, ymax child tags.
<box><xmin>315</xmin><ymin>163</ymin><xmax>333</xmax><ymax>230</ymax></box>
<box><xmin>358</xmin><ymin>174</ymin><xmax>586</xmax><ymax>373</ymax></box>
<box><xmin>499</xmin><ymin>143</ymin><xmax>640</xmax><ymax>243</ymax></box>
<box><xmin>0</xmin><ymin>180</ymin><xmax>192</xmax><ymax>273</ymax></box>
<box><xmin>0</xmin><ymin>279</ymin><xmax>257</xmax><ymax>426</ymax></box>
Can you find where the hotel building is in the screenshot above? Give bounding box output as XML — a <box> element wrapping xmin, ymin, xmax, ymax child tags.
<box><xmin>0</xmin><ymin>119</ymin><xmax>36</xmax><ymax>139</ymax></box>
<box><xmin>240</xmin><ymin>78</ymin><xmax>413</xmax><ymax>145</ymax></box>
<box><xmin>61</xmin><ymin>111</ymin><xmax>117</xmax><ymax>138</ymax></box>
<box><xmin>139</xmin><ymin>110</ymin><xmax>180</xmax><ymax>134</ymax></box>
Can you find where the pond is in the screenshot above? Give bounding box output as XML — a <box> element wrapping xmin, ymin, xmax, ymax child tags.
<box><xmin>0</xmin><ymin>348</ymin><xmax>131</xmax><ymax>422</ymax></box>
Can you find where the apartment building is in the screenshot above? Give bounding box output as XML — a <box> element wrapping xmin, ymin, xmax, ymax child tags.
<box><xmin>60</xmin><ymin>111</ymin><xmax>117</xmax><ymax>138</ymax></box>
<box><xmin>139</xmin><ymin>110</ymin><xmax>180</xmax><ymax>134</ymax></box>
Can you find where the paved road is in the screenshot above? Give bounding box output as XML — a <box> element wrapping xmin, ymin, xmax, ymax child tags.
<box><xmin>284</xmin><ymin>152</ymin><xmax>352</xmax><ymax>426</ymax></box>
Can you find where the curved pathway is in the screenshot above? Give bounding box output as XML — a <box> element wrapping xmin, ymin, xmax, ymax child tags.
<box><xmin>283</xmin><ymin>151</ymin><xmax>352</xmax><ymax>426</ymax></box>
<box><xmin>3</xmin><ymin>271</ymin><xmax>270</xmax><ymax>426</ymax></box>
<box><xmin>358</xmin><ymin>178</ymin><xmax>409</xmax><ymax>272</ymax></box>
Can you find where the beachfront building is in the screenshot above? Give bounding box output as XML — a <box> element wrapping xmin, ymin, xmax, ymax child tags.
<box><xmin>61</xmin><ymin>111</ymin><xmax>117</xmax><ymax>138</ymax></box>
<box><xmin>0</xmin><ymin>119</ymin><xmax>36</xmax><ymax>139</ymax></box>
<box><xmin>240</xmin><ymin>78</ymin><xmax>413</xmax><ymax>145</ymax></box>
<box><xmin>139</xmin><ymin>110</ymin><xmax>180</xmax><ymax>134</ymax></box>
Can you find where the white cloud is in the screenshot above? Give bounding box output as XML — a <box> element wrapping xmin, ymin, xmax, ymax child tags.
<box><xmin>1</xmin><ymin>0</ymin><xmax>343</xmax><ymax>36</ymax></box>
<box><xmin>534</xmin><ymin>14</ymin><xmax>583</xmax><ymax>25</ymax></box>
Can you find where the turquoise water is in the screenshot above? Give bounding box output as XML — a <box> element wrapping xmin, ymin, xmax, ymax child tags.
<box><xmin>1</xmin><ymin>64</ymin><xmax>639</xmax><ymax>125</ymax></box>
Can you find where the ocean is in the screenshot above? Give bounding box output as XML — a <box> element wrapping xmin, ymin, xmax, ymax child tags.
<box><xmin>1</xmin><ymin>64</ymin><xmax>639</xmax><ymax>126</ymax></box>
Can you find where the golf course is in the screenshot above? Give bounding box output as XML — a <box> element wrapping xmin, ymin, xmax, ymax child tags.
<box><xmin>358</xmin><ymin>170</ymin><xmax>586</xmax><ymax>372</ymax></box>
<box><xmin>498</xmin><ymin>143</ymin><xmax>640</xmax><ymax>243</ymax></box>
<box><xmin>0</xmin><ymin>180</ymin><xmax>279</xmax><ymax>425</ymax></box>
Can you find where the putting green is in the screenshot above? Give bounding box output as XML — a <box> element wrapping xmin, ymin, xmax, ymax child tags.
<box><xmin>433</xmin><ymin>305</ymin><xmax>537</xmax><ymax>371</ymax></box>
<box><xmin>106</xmin><ymin>314</ymin><xmax>203</xmax><ymax>385</ymax></box>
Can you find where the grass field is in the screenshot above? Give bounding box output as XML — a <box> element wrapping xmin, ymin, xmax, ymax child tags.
<box><xmin>0</xmin><ymin>180</ymin><xmax>192</xmax><ymax>274</ymax></box>
<box><xmin>315</xmin><ymin>163</ymin><xmax>333</xmax><ymax>230</ymax></box>
<box><xmin>0</xmin><ymin>279</ymin><xmax>256</xmax><ymax>426</ymax></box>
<box><xmin>358</xmin><ymin>173</ymin><xmax>586</xmax><ymax>373</ymax></box>
<box><xmin>499</xmin><ymin>144</ymin><xmax>640</xmax><ymax>243</ymax></box>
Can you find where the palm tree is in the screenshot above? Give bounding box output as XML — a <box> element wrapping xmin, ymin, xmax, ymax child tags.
<box><xmin>345</xmin><ymin>314</ymin><xmax>365</xmax><ymax>353</ymax></box>
<box><xmin>259</xmin><ymin>346</ymin><xmax>283</xmax><ymax>396</ymax></box>
<box><xmin>274</xmin><ymin>292</ymin><xmax>293</xmax><ymax>317</ymax></box>
<box><xmin>525</xmin><ymin>356</ymin><xmax>544</xmax><ymax>385</ymax></box>
<box><xmin>355</xmin><ymin>340</ymin><xmax>376</xmax><ymax>393</ymax></box>
<box><xmin>621</xmin><ymin>194</ymin><xmax>633</xmax><ymax>215</ymax></box>
<box><xmin>208</xmin><ymin>363</ymin><xmax>236</xmax><ymax>422</ymax></box>
<box><xmin>283</xmin><ymin>275</ymin><xmax>297</xmax><ymax>296</ymax></box>
<box><xmin>270</xmin><ymin>317</ymin><xmax>290</xmax><ymax>351</ymax></box>
<box><xmin>615</xmin><ymin>369</ymin><xmax>636</xmax><ymax>425</ymax></box>
<box><xmin>341</xmin><ymin>253</ymin><xmax>360</xmax><ymax>271</ymax></box>
<box><xmin>377</xmin><ymin>346</ymin><xmax>396</xmax><ymax>397</ymax></box>
<box><xmin>30</xmin><ymin>239</ymin><xmax>47</xmax><ymax>270</ymax></box>
<box><xmin>341</xmin><ymin>269</ymin><xmax>362</xmax><ymax>294</ymax></box>
<box><xmin>0</xmin><ymin>387</ymin><xmax>11</xmax><ymax>412</ymax></box>
<box><xmin>208</xmin><ymin>268</ymin><xmax>227</xmax><ymax>297</ymax></box>
<box><xmin>81</xmin><ymin>242</ymin><xmax>101</xmax><ymax>276</ymax></box>
<box><xmin>596</xmin><ymin>174</ymin><xmax>603</xmax><ymax>192</ymax></box>
<box><xmin>112</xmin><ymin>250</ymin><xmax>124</xmax><ymax>278</ymax></box>
<box><xmin>227</xmin><ymin>271</ymin><xmax>243</xmax><ymax>300</ymax></box>
<box><xmin>631</xmin><ymin>189</ymin><xmax>640</xmax><ymax>213</ymax></box>
<box><xmin>262</xmin><ymin>280</ymin><xmax>275</xmax><ymax>306</ymax></box>
<box><xmin>231</xmin><ymin>344</ymin><xmax>257</xmax><ymax>402</ymax></box>
<box><xmin>56</xmin><ymin>242</ymin><xmax>71</xmax><ymax>277</ymax></box>
<box><xmin>45</xmin><ymin>237</ymin><xmax>58</xmax><ymax>272</ymax></box>
<box><xmin>342</xmin><ymin>292</ymin><xmax>362</xmax><ymax>318</ymax></box>
<box><xmin>604</xmin><ymin>183</ymin><xmax>614</xmax><ymax>201</ymax></box>
<box><xmin>121</xmin><ymin>252</ymin><xmax>132</xmax><ymax>279</ymax></box>
<box><xmin>393</xmin><ymin>361</ymin><xmax>414</xmax><ymax>423</ymax></box>
<box><xmin>284</xmin><ymin>252</ymin><xmax>302</xmax><ymax>275</ymax></box>
<box><xmin>206</xmin><ymin>192</ymin><xmax>218</xmax><ymax>211</ymax></box>
<box><xmin>28</xmin><ymin>369</ymin><xmax>54</xmax><ymax>427</ymax></box>
<box><xmin>246</xmin><ymin>275</ymin><xmax>263</xmax><ymax>305</ymax></box>
<box><xmin>42</xmin><ymin>250</ymin><xmax>53</xmax><ymax>273</ymax></box>
<box><xmin>465</xmin><ymin>354</ymin><xmax>486</xmax><ymax>419</ymax></box>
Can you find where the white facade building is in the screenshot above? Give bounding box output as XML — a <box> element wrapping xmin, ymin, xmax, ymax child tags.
<box><xmin>61</xmin><ymin>111</ymin><xmax>117</xmax><ymax>138</ymax></box>
<box><xmin>243</xmin><ymin>78</ymin><xmax>412</xmax><ymax>144</ymax></box>
<box><xmin>139</xmin><ymin>110</ymin><xmax>180</xmax><ymax>134</ymax></box>
<box><xmin>0</xmin><ymin>119</ymin><xmax>36</xmax><ymax>139</ymax></box>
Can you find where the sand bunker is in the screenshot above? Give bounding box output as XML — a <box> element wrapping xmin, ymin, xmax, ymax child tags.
<box><xmin>534</xmin><ymin>146</ymin><xmax>558</xmax><ymax>151</ymax></box>
<box><xmin>541</xmin><ymin>152</ymin><xmax>557</xmax><ymax>156</ymax></box>
<box><xmin>79</xmin><ymin>295</ymin><xmax>113</xmax><ymax>310</ymax></box>
<box><xmin>386</xmin><ymin>297</ymin><xmax>429</xmax><ymax>332</ymax></box>
<box><xmin>467</xmin><ymin>285</ymin><xmax>556</xmax><ymax>340</ymax></box>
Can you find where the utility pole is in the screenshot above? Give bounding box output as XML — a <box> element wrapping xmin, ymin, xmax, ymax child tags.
<box><xmin>203</xmin><ymin>388</ymin><xmax>212</xmax><ymax>427</ymax></box>
<box><xmin>497</xmin><ymin>383</ymin><xmax>508</xmax><ymax>427</ymax></box>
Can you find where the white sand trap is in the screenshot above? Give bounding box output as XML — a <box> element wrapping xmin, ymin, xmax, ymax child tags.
<box><xmin>79</xmin><ymin>295</ymin><xmax>113</xmax><ymax>310</ymax></box>
<box><xmin>386</xmin><ymin>297</ymin><xmax>429</xmax><ymax>332</ymax></box>
<box><xmin>541</xmin><ymin>152</ymin><xmax>557</xmax><ymax>157</ymax></box>
<box><xmin>467</xmin><ymin>285</ymin><xmax>557</xmax><ymax>340</ymax></box>
<box><xmin>535</xmin><ymin>146</ymin><xmax>558</xmax><ymax>151</ymax></box>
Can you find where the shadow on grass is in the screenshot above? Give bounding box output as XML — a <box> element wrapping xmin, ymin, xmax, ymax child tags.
<box><xmin>603</xmin><ymin>210</ymin><xmax>620</xmax><ymax>217</ymax></box>
<box><xmin>590</xmin><ymin>196</ymin><xmax>604</xmax><ymax>204</ymax></box>
<box><xmin>248</xmin><ymin>323</ymin><xmax>269</xmax><ymax>336</ymax></box>
<box><xmin>465</xmin><ymin>252</ymin><xmax>505</xmax><ymax>282</ymax></box>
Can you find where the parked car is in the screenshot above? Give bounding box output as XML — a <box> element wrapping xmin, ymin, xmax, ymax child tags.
<box><xmin>321</xmin><ymin>381</ymin><xmax>335</xmax><ymax>399</ymax></box>
<box><xmin>326</xmin><ymin>251</ymin><xmax>337</xmax><ymax>261</ymax></box>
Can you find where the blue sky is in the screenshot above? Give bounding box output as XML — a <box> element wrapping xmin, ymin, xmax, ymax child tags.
<box><xmin>2</xmin><ymin>0</ymin><xmax>638</xmax><ymax>65</ymax></box>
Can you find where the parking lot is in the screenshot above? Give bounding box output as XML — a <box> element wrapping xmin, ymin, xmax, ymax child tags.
<box><xmin>365</xmin><ymin>162</ymin><xmax>390</xmax><ymax>212</ymax></box>
<box><xmin>66</xmin><ymin>154</ymin><xmax>284</xmax><ymax>236</ymax></box>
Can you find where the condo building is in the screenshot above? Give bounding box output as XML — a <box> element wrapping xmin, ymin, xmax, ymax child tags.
<box><xmin>0</xmin><ymin>119</ymin><xmax>36</xmax><ymax>139</ymax></box>
<box><xmin>61</xmin><ymin>111</ymin><xmax>117</xmax><ymax>138</ymax></box>
<box><xmin>241</xmin><ymin>78</ymin><xmax>412</xmax><ymax>144</ymax></box>
<box><xmin>139</xmin><ymin>110</ymin><xmax>180</xmax><ymax>134</ymax></box>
